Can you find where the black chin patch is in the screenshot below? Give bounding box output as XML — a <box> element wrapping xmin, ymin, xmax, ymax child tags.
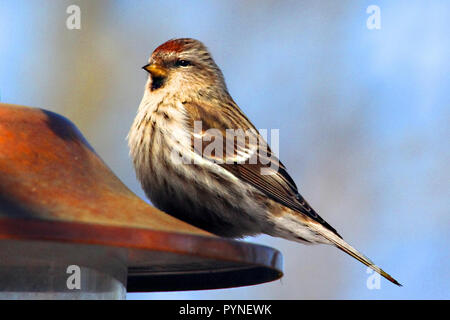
<box><xmin>151</xmin><ymin>76</ymin><xmax>165</xmax><ymax>91</ymax></box>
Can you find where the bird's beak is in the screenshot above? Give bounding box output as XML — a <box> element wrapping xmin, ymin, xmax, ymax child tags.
<box><xmin>142</xmin><ymin>63</ymin><xmax>168</xmax><ymax>78</ymax></box>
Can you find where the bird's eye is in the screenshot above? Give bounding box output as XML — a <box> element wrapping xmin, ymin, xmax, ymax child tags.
<box><xmin>175</xmin><ymin>60</ymin><xmax>192</xmax><ymax>67</ymax></box>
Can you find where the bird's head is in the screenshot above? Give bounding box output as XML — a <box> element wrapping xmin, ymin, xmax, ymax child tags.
<box><xmin>143</xmin><ymin>38</ymin><xmax>227</xmax><ymax>94</ymax></box>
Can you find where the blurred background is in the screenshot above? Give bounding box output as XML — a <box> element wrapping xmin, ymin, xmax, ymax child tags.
<box><xmin>0</xmin><ymin>0</ymin><xmax>448</xmax><ymax>299</ymax></box>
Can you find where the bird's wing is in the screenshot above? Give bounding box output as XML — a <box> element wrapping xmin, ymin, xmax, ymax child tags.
<box><xmin>182</xmin><ymin>100</ymin><xmax>340</xmax><ymax>237</ymax></box>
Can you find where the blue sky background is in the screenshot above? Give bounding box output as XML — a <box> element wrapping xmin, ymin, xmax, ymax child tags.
<box><xmin>0</xmin><ymin>1</ymin><xmax>448</xmax><ymax>299</ymax></box>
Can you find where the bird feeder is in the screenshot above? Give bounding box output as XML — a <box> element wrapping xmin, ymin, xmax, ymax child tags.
<box><xmin>0</xmin><ymin>103</ymin><xmax>282</xmax><ymax>299</ymax></box>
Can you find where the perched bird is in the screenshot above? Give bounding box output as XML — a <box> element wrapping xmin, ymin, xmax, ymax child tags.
<box><xmin>128</xmin><ymin>38</ymin><xmax>401</xmax><ymax>286</ymax></box>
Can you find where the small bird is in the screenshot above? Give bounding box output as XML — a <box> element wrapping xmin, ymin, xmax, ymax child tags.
<box><xmin>128</xmin><ymin>38</ymin><xmax>401</xmax><ymax>286</ymax></box>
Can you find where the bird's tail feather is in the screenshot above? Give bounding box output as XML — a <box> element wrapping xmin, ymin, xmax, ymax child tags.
<box><xmin>310</xmin><ymin>222</ymin><xmax>402</xmax><ymax>286</ymax></box>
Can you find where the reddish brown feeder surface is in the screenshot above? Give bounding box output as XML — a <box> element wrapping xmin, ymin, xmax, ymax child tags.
<box><xmin>0</xmin><ymin>103</ymin><xmax>282</xmax><ymax>292</ymax></box>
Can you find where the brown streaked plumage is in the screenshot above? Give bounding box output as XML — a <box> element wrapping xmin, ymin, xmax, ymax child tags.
<box><xmin>128</xmin><ymin>38</ymin><xmax>401</xmax><ymax>286</ymax></box>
